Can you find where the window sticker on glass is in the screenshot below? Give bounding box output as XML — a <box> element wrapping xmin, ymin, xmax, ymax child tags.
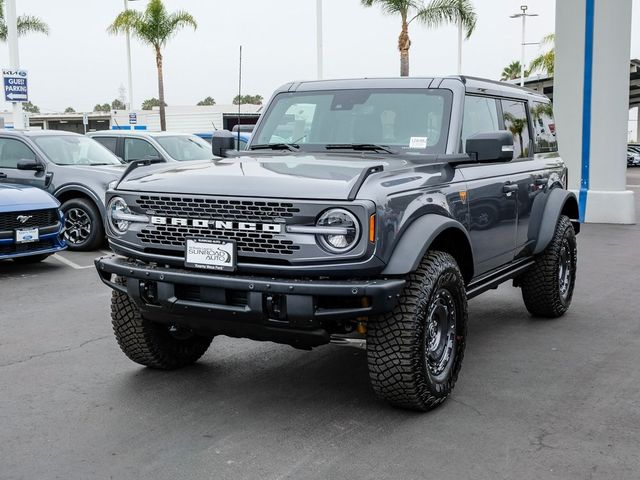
<box><xmin>409</xmin><ymin>137</ymin><xmax>428</xmax><ymax>149</ymax></box>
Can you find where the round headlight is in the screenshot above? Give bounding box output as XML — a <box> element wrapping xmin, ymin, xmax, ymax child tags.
<box><xmin>316</xmin><ymin>208</ymin><xmax>360</xmax><ymax>253</ymax></box>
<box><xmin>107</xmin><ymin>196</ymin><xmax>131</xmax><ymax>235</ymax></box>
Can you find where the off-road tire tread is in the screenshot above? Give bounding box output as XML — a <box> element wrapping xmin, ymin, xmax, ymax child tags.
<box><xmin>111</xmin><ymin>279</ymin><xmax>212</xmax><ymax>369</ymax></box>
<box><xmin>367</xmin><ymin>251</ymin><xmax>468</xmax><ymax>411</ymax></box>
<box><xmin>520</xmin><ymin>215</ymin><xmax>577</xmax><ymax>318</ymax></box>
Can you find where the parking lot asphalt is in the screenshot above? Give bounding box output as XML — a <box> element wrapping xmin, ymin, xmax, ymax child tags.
<box><xmin>1</xmin><ymin>174</ymin><xmax>640</xmax><ymax>480</ymax></box>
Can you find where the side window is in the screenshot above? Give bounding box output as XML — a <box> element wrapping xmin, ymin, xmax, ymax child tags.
<box><xmin>501</xmin><ymin>100</ymin><xmax>531</xmax><ymax>159</ymax></box>
<box><xmin>531</xmin><ymin>101</ymin><xmax>558</xmax><ymax>153</ymax></box>
<box><xmin>93</xmin><ymin>136</ymin><xmax>118</xmax><ymax>154</ymax></box>
<box><xmin>461</xmin><ymin>96</ymin><xmax>499</xmax><ymax>152</ymax></box>
<box><xmin>124</xmin><ymin>138</ymin><xmax>160</xmax><ymax>162</ymax></box>
<box><xmin>0</xmin><ymin>138</ymin><xmax>36</xmax><ymax>168</ymax></box>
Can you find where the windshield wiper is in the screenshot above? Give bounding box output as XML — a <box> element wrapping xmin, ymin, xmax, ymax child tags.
<box><xmin>250</xmin><ymin>143</ymin><xmax>300</xmax><ymax>152</ymax></box>
<box><xmin>325</xmin><ymin>144</ymin><xmax>394</xmax><ymax>154</ymax></box>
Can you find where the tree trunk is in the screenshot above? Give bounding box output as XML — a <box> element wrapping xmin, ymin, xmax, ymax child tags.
<box><xmin>155</xmin><ymin>45</ymin><xmax>166</xmax><ymax>131</ymax></box>
<box><xmin>398</xmin><ymin>14</ymin><xmax>411</xmax><ymax>77</ymax></box>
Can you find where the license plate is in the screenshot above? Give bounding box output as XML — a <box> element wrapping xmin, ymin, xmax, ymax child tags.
<box><xmin>185</xmin><ymin>238</ymin><xmax>236</xmax><ymax>272</ymax></box>
<box><xmin>15</xmin><ymin>227</ymin><xmax>39</xmax><ymax>244</ymax></box>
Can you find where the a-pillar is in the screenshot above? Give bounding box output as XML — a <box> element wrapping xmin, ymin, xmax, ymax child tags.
<box><xmin>554</xmin><ymin>0</ymin><xmax>635</xmax><ymax>223</ymax></box>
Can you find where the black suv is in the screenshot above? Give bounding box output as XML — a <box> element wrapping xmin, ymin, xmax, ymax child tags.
<box><xmin>95</xmin><ymin>77</ymin><xmax>579</xmax><ymax>411</ymax></box>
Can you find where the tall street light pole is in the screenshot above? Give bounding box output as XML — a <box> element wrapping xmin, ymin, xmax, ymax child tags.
<box><xmin>5</xmin><ymin>0</ymin><xmax>24</xmax><ymax>129</ymax></box>
<box><xmin>124</xmin><ymin>0</ymin><xmax>134</xmax><ymax>112</ymax></box>
<box><xmin>457</xmin><ymin>21</ymin><xmax>463</xmax><ymax>74</ymax></box>
<box><xmin>316</xmin><ymin>0</ymin><xmax>323</xmax><ymax>80</ymax></box>
<box><xmin>510</xmin><ymin>5</ymin><xmax>538</xmax><ymax>87</ymax></box>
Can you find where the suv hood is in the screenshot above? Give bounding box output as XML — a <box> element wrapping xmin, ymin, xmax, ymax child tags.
<box><xmin>117</xmin><ymin>154</ymin><xmax>409</xmax><ymax>200</ymax></box>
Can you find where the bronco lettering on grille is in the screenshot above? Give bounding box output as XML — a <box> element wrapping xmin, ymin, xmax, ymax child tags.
<box><xmin>150</xmin><ymin>216</ymin><xmax>283</xmax><ymax>233</ymax></box>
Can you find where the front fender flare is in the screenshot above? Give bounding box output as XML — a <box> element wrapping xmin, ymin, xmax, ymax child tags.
<box><xmin>381</xmin><ymin>215</ymin><xmax>473</xmax><ymax>277</ymax></box>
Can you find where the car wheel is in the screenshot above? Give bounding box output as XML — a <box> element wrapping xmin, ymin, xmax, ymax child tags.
<box><xmin>366</xmin><ymin>251</ymin><xmax>468</xmax><ymax>411</ymax></box>
<box><xmin>111</xmin><ymin>278</ymin><xmax>213</xmax><ymax>369</ymax></box>
<box><xmin>520</xmin><ymin>215</ymin><xmax>577</xmax><ymax>318</ymax></box>
<box><xmin>61</xmin><ymin>198</ymin><xmax>104</xmax><ymax>251</ymax></box>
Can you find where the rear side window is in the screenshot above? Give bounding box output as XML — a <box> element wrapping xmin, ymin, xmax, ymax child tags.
<box><xmin>501</xmin><ymin>100</ymin><xmax>531</xmax><ymax>159</ymax></box>
<box><xmin>93</xmin><ymin>136</ymin><xmax>117</xmax><ymax>154</ymax></box>
<box><xmin>461</xmin><ymin>96</ymin><xmax>500</xmax><ymax>152</ymax></box>
<box><xmin>124</xmin><ymin>138</ymin><xmax>160</xmax><ymax>162</ymax></box>
<box><xmin>531</xmin><ymin>101</ymin><xmax>558</xmax><ymax>153</ymax></box>
<box><xmin>0</xmin><ymin>138</ymin><xmax>36</xmax><ymax>168</ymax></box>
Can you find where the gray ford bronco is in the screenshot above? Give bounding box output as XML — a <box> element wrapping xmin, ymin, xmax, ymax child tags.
<box><xmin>95</xmin><ymin>77</ymin><xmax>579</xmax><ymax>411</ymax></box>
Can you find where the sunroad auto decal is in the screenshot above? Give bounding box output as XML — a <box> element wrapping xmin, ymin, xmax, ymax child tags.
<box><xmin>150</xmin><ymin>216</ymin><xmax>283</xmax><ymax>233</ymax></box>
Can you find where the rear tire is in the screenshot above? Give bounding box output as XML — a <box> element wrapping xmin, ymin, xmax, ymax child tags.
<box><xmin>367</xmin><ymin>251</ymin><xmax>468</xmax><ymax>411</ymax></box>
<box><xmin>61</xmin><ymin>198</ymin><xmax>104</xmax><ymax>251</ymax></box>
<box><xmin>520</xmin><ymin>215</ymin><xmax>577</xmax><ymax>318</ymax></box>
<box><xmin>111</xmin><ymin>280</ymin><xmax>213</xmax><ymax>369</ymax></box>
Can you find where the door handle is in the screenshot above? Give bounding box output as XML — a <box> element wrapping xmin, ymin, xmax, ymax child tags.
<box><xmin>503</xmin><ymin>184</ymin><xmax>519</xmax><ymax>194</ymax></box>
<box><xmin>0</xmin><ymin>172</ymin><xmax>6</xmax><ymax>179</ymax></box>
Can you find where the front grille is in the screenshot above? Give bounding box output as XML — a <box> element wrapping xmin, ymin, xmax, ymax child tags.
<box><xmin>136</xmin><ymin>195</ymin><xmax>300</xmax><ymax>222</ymax></box>
<box><xmin>0</xmin><ymin>209</ymin><xmax>58</xmax><ymax>231</ymax></box>
<box><xmin>0</xmin><ymin>239</ymin><xmax>55</xmax><ymax>255</ymax></box>
<box><xmin>134</xmin><ymin>195</ymin><xmax>303</xmax><ymax>257</ymax></box>
<box><xmin>138</xmin><ymin>226</ymin><xmax>300</xmax><ymax>255</ymax></box>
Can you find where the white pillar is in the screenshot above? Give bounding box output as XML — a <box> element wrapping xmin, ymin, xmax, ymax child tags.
<box><xmin>636</xmin><ymin>108</ymin><xmax>640</xmax><ymax>142</ymax></box>
<box><xmin>5</xmin><ymin>0</ymin><xmax>24</xmax><ymax>130</ymax></box>
<box><xmin>124</xmin><ymin>0</ymin><xmax>134</xmax><ymax>112</ymax></box>
<box><xmin>554</xmin><ymin>0</ymin><xmax>635</xmax><ymax>224</ymax></box>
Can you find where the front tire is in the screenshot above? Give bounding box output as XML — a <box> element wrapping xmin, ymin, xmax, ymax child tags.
<box><xmin>111</xmin><ymin>281</ymin><xmax>213</xmax><ymax>369</ymax></box>
<box><xmin>367</xmin><ymin>251</ymin><xmax>468</xmax><ymax>411</ymax></box>
<box><xmin>520</xmin><ymin>215</ymin><xmax>577</xmax><ymax>318</ymax></box>
<box><xmin>61</xmin><ymin>198</ymin><xmax>104</xmax><ymax>251</ymax></box>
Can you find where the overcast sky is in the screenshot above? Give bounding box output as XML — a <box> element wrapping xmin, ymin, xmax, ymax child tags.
<box><xmin>1</xmin><ymin>0</ymin><xmax>639</xmax><ymax>114</ymax></box>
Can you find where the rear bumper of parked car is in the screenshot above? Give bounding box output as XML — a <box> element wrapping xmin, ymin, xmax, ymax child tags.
<box><xmin>0</xmin><ymin>223</ymin><xmax>66</xmax><ymax>260</ymax></box>
<box><xmin>95</xmin><ymin>254</ymin><xmax>405</xmax><ymax>348</ymax></box>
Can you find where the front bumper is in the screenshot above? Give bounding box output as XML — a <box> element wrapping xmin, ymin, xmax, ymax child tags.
<box><xmin>95</xmin><ymin>255</ymin><xmax>405</xmax><ymax>348</ymax></box>
<box><xmin>0</xmin><ymin>226</ymin><xmax>66</xmax><ymax>260</ymax></box>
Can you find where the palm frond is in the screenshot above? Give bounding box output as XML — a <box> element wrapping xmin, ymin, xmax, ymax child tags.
<box><xmin>360</xmin><ymin>0</ymin><xmax>412</xmax><ymax>16</ymax></box>
<box><xmin>16</xmin><ymin>15</ymin><xmax>49</xmax><ymax>36</ymax></box>
<box><xmin>411</xmin><ymin>0</ymin><xmax>477</xmax><ymax>38</ymax></box>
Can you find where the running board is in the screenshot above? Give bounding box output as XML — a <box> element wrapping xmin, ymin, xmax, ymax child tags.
<box><xmin>466</xmin><ymin>258</ymin><xmax>535</xmax><ymax>300</ymax></box>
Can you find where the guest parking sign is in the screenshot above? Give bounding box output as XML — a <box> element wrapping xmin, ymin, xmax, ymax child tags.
<box><xmin>3</xmin><ymin>69</ymin><xmax>28</xmax><ymax>102</ymax></box>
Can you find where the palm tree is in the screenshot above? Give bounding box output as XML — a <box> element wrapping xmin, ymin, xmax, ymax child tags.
<box><xmin>108</xmin><ymin>0</ymin><xmax>196</xmax><ymax>131</ymax></box>
<box><xmin>0</xmin><ymin>0</ymin><xmax>49</xmax><ymax>41</ymax></box>
<box><xmin>529</xmin><ymin>33</ymin><xmax>555</xmax><ymax>76</ymax></box>
<box><xmin>361</xmin><ymin>0</ymin><xmax>476</xmax><ymax>77</ymax></box>
<box><xmin>500</xmin><ymin>60</ymin><xmax>530</xmax><ymax>81</ymax></box>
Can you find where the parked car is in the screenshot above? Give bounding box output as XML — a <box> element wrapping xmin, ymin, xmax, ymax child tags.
<box><xmin>0</xmin><ymin>130</ymin><xmax>125</xmax><ymax>251</ymax></box>
<box><xmin>0</xmin><ymin>183</ymin><xmax>66</xmax><ymax>263</ymax></box>
<box><xmin>194</xmin><ymin>131</ymin><xmax>251</xmax><ymax>150</ymax></box>
<box><xmin>87</xmin><ymin>131</ymin><xmax>216</xmax><ymax>162</ymax></box>
<box><xmin>627</xmin><ymin>147</ymin><xmax>640</xmax><ymax>167</ymax></box>
<box><xmin>95</xmin><ymin>76</ymin><xmax>580</xmax><ymax>411</ymax></box>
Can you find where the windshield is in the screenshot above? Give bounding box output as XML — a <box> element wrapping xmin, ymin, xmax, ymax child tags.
<box><xmin>34</xmin><ymin>135</ymin><xmax>122</xmax><ymax>166</ymax></box>
<box><xmin>252</xmin><ymin>88</ymin><xmax>452</xmax><ymax>154</ymax></box>
<box><xmin>155</xmin><ymin>135</ymin><xmax>213</xmax><ymax>161</ymax></box>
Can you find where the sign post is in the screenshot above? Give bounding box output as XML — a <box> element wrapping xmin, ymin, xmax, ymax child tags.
<box><xmin>4</xmin><ymin>0</ymin><xmax>25</xmax><ymax>129</ymax></box>
<box><xmin>82</xmin><ymin>113</ymin><xmax>88</xmax><ymax>134</ymax></box>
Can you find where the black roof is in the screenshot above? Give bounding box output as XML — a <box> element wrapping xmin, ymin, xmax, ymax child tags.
<box><xmin>278</xmin><ymin>75</ymin><xmax>549</xmax><ymax>102</ymax></box>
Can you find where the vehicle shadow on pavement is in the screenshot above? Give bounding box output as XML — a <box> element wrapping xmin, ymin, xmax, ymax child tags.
<box><xmin>109</xmin><ymin>342</ymin><xmax>431</xmax><ymax>421</ymax></box>
<box><xmin>0</xmin><ymin>259</ymin><xmax>65</xmax><ymax>276</ymax></box>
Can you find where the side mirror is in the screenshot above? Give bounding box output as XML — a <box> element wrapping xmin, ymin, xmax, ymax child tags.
<box><xmin>211</xmin><ymin>130</ymin><xmax>236</xmax><ymax>158</ymax></box>
<box><xmin>466</xmin><ymin>131</ymin><xmax>514</xmax><ymax>163</ymax></box>
<box><xmin>17</xmin><ymin>159</ymin><xmax>44</xmax><ymax>171</ymax></box>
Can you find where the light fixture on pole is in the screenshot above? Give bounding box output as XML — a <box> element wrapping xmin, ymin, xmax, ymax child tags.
<box><xmin>510</xmin><ymin>5</ymin><xmax>538</xmax><ymax>87</ymax></box>
<box><xmin>5</xmin><ymin>0</ymin><xmax>24</xmax><ymax>129</ymax></box>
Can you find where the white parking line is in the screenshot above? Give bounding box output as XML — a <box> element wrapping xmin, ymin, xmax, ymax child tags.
<box><xmin>52</xmin><ymin>254</ymin><xmax>94</xmax><ymax>270</ymax></box>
